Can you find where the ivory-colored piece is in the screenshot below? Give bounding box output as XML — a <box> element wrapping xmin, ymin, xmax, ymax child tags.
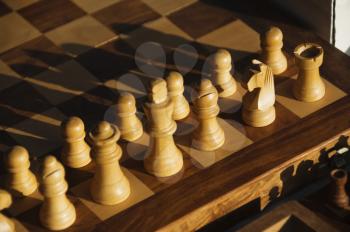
<box><xmin>61</xmin><ymin>116</ymin><xmax>91</xmax><ymax>168</ymax></box>
<box><xmin>210</xmin><ymin>49</ymin><xmax>237</xmax><ymax>97</ymax></box>
<box><xmin>260</xmin><ymin>26</ymin><xmax>287</xmax><ymax>75</ymax></box>
<box><xmin>143</xmin><ymin>78</ymin><xmax>183</xmax><ymax>177</ymax></box>
<box><xmin>242</xmin><ymin>60</ymin><xmax>276</xmax><ymax>127</ymax></box>
<box><xmin>88</xmin><ymin>121</ymin><xmax>130</xmax><ymax>205</ymax></box>
<box><xmin>5</xmin><ymin>146</ymin><xmax>38</xmax><ymax>197</ymax></box>
<box><xmin>39</xmin><ymin>156</ymin><xmax>76</xmax><ymax>231</ymax></box>
<box><xmin>293</xmin><ymin>43</ymin><xmax>325</xmax><ymax>102</ymax></box>
<box><xmin>115</xmin><ymin>92</ymin><xmax>143</xmax><ymax>141</ymax></box>
<box><xmin>0</xmin><ymin>189</ymin><xmax>15</xmax><ymax>232</ymax></box>
<box><xmin>192</xmin><ymin>79</ymin><xmax>225</xmax><ymax>151</ymax></box>
<box><xmin>166</xmin><ymin>72</ymin><xmax>190</xmax><ymax>120</ymax></box>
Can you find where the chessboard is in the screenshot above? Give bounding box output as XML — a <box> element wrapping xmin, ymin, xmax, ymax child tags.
<box><xmin>1</xmin><ymin>0</ymin><xmax>350</xmax><ymax>231</ymax></box>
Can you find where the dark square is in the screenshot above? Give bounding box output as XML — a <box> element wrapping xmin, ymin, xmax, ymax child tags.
<box><xmin>1</xmin><ymin>36</ymin><xmax>71</xmax><ymax>77</ymax></box>
<box><xmin>57</xmin><ymin>85</ymin><xmax>117</xmax><ymax>130</ymax></box>
<box><xmin>76</xmin><ymin>39</ymin><xmax>135</xmax><ymax>82</ymax></box>
<box><xmin>0</xmin><ymin>82</ymin><xmax>53</xmax><ymax>127</ymax></box>
<box><xmin>229</xmin><ymin>101</ymin><xmax>300</xmax><ymax>142</ymax></box>
<box><xmin>18</xmin><ymin>0</ymin><xmax>85</xmax><ymax>32</ymax></box>
<box><xmin>93</xmin><ymin>0</ymin><xmax>161</xmax><ymax>33</ymax></box>
<box><xmin>166</xmin><ymin>41</ymin><xmax>212</xmax><ymax>86</ymax></box>
<box><xmin>168</xmin><ymin>1</ymin><xmax>236</xmax><ymax>39</ymax></box>
<box><xmin>0</xmin><ymin>1</ymin><xmax>11</xmax><ymax>17</ymax></box>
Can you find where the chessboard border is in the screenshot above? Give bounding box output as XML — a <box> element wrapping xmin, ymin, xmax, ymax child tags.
<box><xmin>93</xmin><ymin>22</ymin><xmax>350</xmax><ymax>231</ymax></box>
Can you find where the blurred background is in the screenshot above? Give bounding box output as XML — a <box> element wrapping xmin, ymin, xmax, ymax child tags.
<box><xmin>274</xmin><ymin>0</ymin><xmax>350</xmax><ymax>56</ymax></box>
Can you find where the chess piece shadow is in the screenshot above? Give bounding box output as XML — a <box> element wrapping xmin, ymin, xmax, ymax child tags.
<box><xmin>9</xmin><ymin>63</ymin><xmax>51</xmax><ymax>78</ymax></box>
<box><xmin>275</xmin><ymin>79</ymin><xmax>297</xmax><ymax>100</ymax></box>
<box><xmin>110</xmin><ymin>22</ymin><xmax>254</xmax><ymax>82</ymax></box>
<box><xmin>0</xmin><ymin>72</ymin><xmax>23</xmax><ymax>91</ymax></box>
<box><xmin>279</xmin><ymin>160</ymin><xmax>314</xmax><ymax>197</ymax></box>
<box><xmin>199</xmin><ymin>0</ymin><xmax>305</xmax><ymax>30</ymax></box>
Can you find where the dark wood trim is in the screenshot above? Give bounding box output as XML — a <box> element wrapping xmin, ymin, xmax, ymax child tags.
<box><xmin>95</xmin><ymin>93</ymin><xmax>350</xmax><ymax>231</ymax></box>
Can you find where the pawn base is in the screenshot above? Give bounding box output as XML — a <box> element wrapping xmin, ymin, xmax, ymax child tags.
<box><xmin>268</xmin><ymin>59</ymin><xmax>287</xmax><ymax>75</ymax></box>
<box><xmin>7</xmin><ymin>172</ymin><xmax>38</xmax><ymax>197</ymax></box>
<box><xmin>90</xmin><ymin>177</ymin><xmax>131</xmax><ymax>205</ymax></box>
<box><xmin>62</xmin><ymin>148</ymin><xmax>91</xmax><ymax>169</ymax></box>
<box><xmin>192</xmin><ymin>126</ymin><xmax>225</xmax><ymax>151</ymax></box>
<box><xmin>217</xmin><ymin>79</ymin><xmax>237</xmax><ymax>98</ymax></box>
<box><xmin>121</xmin><ymin>126</ymin><xmax>143</xmax><ymax>142</ymax></box>
<box><xmin>263</xmin><ymin>52</ymin><xmax>288</xmax><ymax>75</ymax></box>
<box><xmin>173</xmin><ymin>103</ymin><xmax>190</xmax><ymax>121</ymax></box>
<box><xmin>40</xmin><ymin>201</ymin><xmax>76</xmax><ymax>231</ymax></box>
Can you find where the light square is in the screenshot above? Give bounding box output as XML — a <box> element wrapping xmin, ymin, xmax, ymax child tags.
<box><xmin>104</xmin><ymin>73</ymin><xmax>147</xmax><ymax>100</ymax></box>
<box><xmin>28</xmin><ymin>60</ymin><xmax>100</xmax><ymax>105</ymax></box>
<box><xmin>5</xmin><ymin>108</ymin><xmax>66</xmax><ymax>157</ymax></box>
<box><xmin>0</xmin><ymin>60</ymin><xmax>22</xmax><ymax>91</ymax></box>
<box><xmin>197</xmin><ymin>20</ymin><xmax>260</xmax><ymax>60</ymax></box>
<box><xmin>71</xmin><ymin>168</ymin><xmax>154</xmax><ymax>220</ymax></box>
<box><xmin>12</xmin><ymin>219</ymin><xmax>30</xmax><ymax>232</ymax></box>
<box><xmin>143</xmin><ymin>0</ymin><xmax>197</xmax><ymax>16</ymax></box>
<box><xmin>122</xmin><ymin>17</ymin><xmax>192</xmax><ymax>50</ymax></box>
<box><xmin>0</xmin><ymin>13</ymin><xmax>40</xmax><ymax>53</ymax></box>
<box><xmin>177</xmin><ymin>117</ymin><xmax>252</xmax><ymax>168</ymax></box>
<box><xmin>276</xmin><ymin>78</ymin><xmax>347</xmax><ymax>118</ymax></box>
<box><xmin>72</xmin><ymin>0</ymin><xmax>121</xmax><ymax>13</ymax></box>
<box><xmin>46</xmin><ymin>15</ymin><xmax>117</xmax><ymax>56</ymax></box>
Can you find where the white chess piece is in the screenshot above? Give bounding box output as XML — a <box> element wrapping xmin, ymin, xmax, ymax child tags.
<box><xmin>242</xmin><ymin>60</ymin><xmax>276</xmax><ymax>127</ymax></box>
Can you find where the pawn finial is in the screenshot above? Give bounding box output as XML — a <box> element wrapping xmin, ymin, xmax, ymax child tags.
<box><xmin>61</xmin><ymin>116</ymin><xmax>91</xmax><ymax>168</ymax></box>
<box><xmin>93</xmin><ymin>121</ymin><xmax>114</xmax><ymax>140</ymax></box>
<box><xmin>61</xmin><ymin>116</ymin><xmax>84</xmax><ymax>139</ymax></box>
<box><xmin>260</xmin><ymin>26</ymin><xmax>287</xmax><ymax>74</ymax></box>
<box><xmin>166</xmin><ymin>72</ymin><xmax>190</xmax><ymax>120</ymax></box>
<box><xmin>115</xmin><ymin>92</ymin><xmax>143</xmax><ymax>141</ymax></box>
<box><xmin>210</xmin><ymin>49</ymin><xmax>237</xmax><ymax>97</ymax></box>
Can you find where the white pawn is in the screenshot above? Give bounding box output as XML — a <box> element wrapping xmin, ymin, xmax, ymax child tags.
<box><xmin>39</xmin><ymin>156</ymin><xmax>76</xmax><ymax>231</ymax></box>
<box><xmin>88</xmin><ymin>121</ymin><xmax>130</xmax><ymax>205</ymax></box>
<box><xmin>5</xmin><ymin>146</ymin><xmax>38</xmax><ymax>197</ymax></box>
<box><xmin>115</xmin><ymin>92</ymin><xmax>143</xmax><ymax>142</ymax></box>
<box><xmin>210</xmin><ymin>49</ymin><xmax>237</xmax><ymax>97</ymax></box>
<box><xmin>0</xmin><ymin>189</ymin><xmax>15</xmax><ymax>232</ymax></box>
<box><xmin>61</xmin><ymin>116</ymin><xmax>91</xmax><ymax>168</ymax></box>
<box><xmin>166</xmin><ymin>72</ymin><xmax>190</xmax><ymax>120</ymax></box>
<box><xmin>260</xmin><ymin>26</ymin><xmax>287</xmax><ymax>75</ymax></box>
<box><xmin>192</xmin><ymin>79</ymin><xmax>225</xmax><ymax>151</ymax></box>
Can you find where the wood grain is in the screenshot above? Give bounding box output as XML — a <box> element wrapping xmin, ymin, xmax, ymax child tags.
<box><xmin>18</xmin><ymin>0</ymin><xmax>85</xmax><ymax>32</ymax></box>
<box><xmin>96</xmin><ymin>94</ymin><xmax>350</xmax><ymax>232</ymax></box>
<box><xmin>95</xmin><ymin>5</ymin><xmax>350</xmax><ymax>232</ymax></box>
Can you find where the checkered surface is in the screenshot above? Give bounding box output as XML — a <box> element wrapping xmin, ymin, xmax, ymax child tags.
<box><xmin>0</xmin><ymin>0</ymin><xmax>347</xmax><ymax>231</ymax></box>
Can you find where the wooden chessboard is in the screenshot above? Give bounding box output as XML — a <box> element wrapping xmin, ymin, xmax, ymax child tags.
<box><xmin>1</xmin><ymin>0</ymin><xmax>350</xmax><ymax>231</ymax></box>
